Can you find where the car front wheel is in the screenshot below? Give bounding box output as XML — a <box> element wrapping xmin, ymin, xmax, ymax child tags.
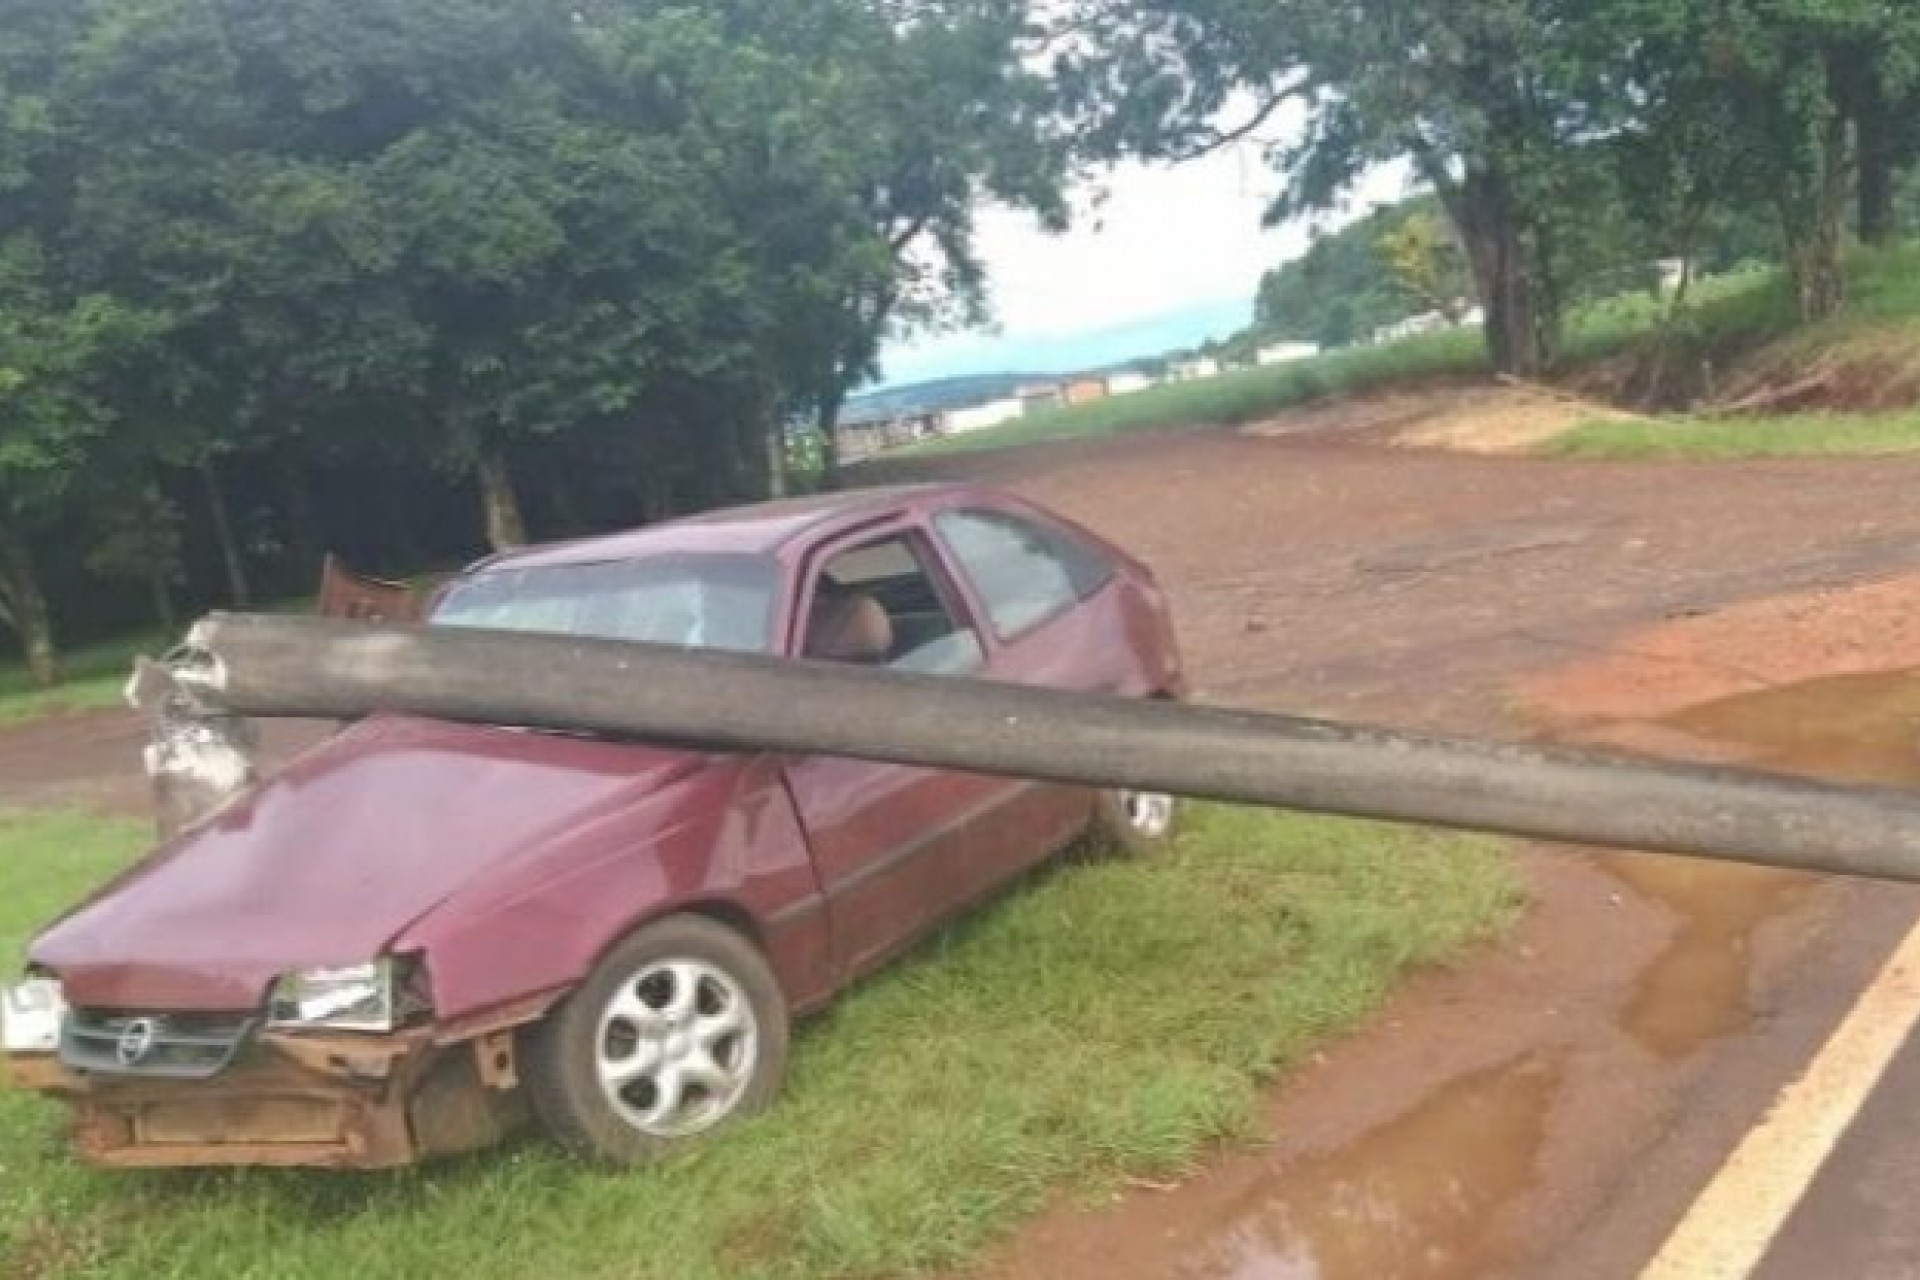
<box><xmin>523</xmin><ymin>914</ymin><xmax>789</xmax><ymax>1166</ymax></box>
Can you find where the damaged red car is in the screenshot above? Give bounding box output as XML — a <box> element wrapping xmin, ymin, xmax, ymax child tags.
<box><xmin>2</xmin><ymin>483</ymin><xmax>1185</xmax><ymax>1169</ymax></box>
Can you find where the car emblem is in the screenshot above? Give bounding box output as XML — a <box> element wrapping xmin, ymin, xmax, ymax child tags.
<box><xmin>115</xmin><ymin>1017</ymin><xmax>159</xmax><ymax>1068</ymax></box>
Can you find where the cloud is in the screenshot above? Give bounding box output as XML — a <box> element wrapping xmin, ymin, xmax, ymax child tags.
<box><xmin>880</xmin><ymin>145</ymin><xmax>1412</xmax><ymax>385</ymax></box>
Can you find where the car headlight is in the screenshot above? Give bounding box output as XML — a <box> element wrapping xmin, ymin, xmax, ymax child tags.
<box><xmin>268</xmin><ymin>961</ymin><xmax>399</xmax><ymax>1033</ymax></box>
<box><xmin>1</xmin><ymin>977</ymin><xmax>67</xmax><ymax>1053</ymax></box>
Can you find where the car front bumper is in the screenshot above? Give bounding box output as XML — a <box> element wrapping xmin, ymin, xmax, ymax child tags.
<box><xmin>2</xmin><ymin>1025</ymin><xmax>528</xmax><ymax>1170</ymax></box>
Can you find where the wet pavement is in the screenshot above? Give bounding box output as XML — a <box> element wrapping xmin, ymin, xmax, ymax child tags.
<box><xmin>989</xmin><ymin>670</ymin><xmax>1920</xmax><ymax>1280</ymax></box>
<box><xmin>1686</xmin><ymin>672</ymin><xmax>1920</xmax><ymax>1280</ymax></box>
<box><xmin>1755</xmin><ymin>1018</ymin><xmax>1920</xmax><ymax>1279</ymax></box>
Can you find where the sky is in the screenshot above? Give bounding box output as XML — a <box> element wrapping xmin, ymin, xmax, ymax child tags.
<box><xmin>877</xmin><ymin>141</ymin><xmax>1413</xmax><ymax>387</ymax></box>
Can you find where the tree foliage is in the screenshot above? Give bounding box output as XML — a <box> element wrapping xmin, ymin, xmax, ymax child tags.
<box><xmin>0</xmin><ymin>0</ymin><xmax>1063</xmax><ymax>683</ymax></box>
<box><xmin>1054</xmin><ymin>0</ymin><xmax>1920</xmax><ymax>363</ymax></box>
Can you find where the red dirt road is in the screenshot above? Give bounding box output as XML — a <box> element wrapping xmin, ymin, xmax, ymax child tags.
<box><xmin>15</xmin><ymin>420</ymin><xmax>1920</xmax><ymax>1276</ymax></box>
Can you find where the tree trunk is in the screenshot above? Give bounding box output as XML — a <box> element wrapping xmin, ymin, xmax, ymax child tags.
<box><xmin>1838</xmin><ymin>45</ymin><xmax>1897</xmax><ymax>246</ymax></box>
<box><xmin>1782</xmin><ymin>97</ymin><xmax>1852</xmax><ymax>321</ymax></box>
<box><xmin>276</xmin><ymin>450</ymin><xmax>324</xmax><ymax>565</ymax></box>
<box><xmin>199</xmin><ymin>458</ymin><xmax>251</xmax><ymax>607</ymax></box>
<box><xmin>816</xmin><ymin>391</ymin><xmax>846</xmax><ymax>491</ymax></box>
<box><xmin>148</xmin><ymin>568</ymin><xmax>177</xmax><ymax>634</ymax></box>
<box><xmin>1858</xmin><ymin>104</ymin><xmax>1897</xmax><ymax>245</ymax></box>
<box><xmin>1454</xmin><ymin>170</ymin><xmax>1548</xmax><ymax>377</ymax></box>
<box><xmin>476</xmin><ymin>447</ymin><xmax>529</xmax><ymax>551</ymax></box>
<box><xmin>764</xmin><ymin>421</ymin><xmax>788</xmax><ymax>501</ymax></box>
<box><xmin>0</xmin><ymin>526</ymin><xmax>58</xmax><ymax>687</ymax></box>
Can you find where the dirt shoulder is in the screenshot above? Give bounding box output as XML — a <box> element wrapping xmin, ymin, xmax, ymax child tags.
<box><xmin>1240</xmin><ymin>382</ymin><xmax>1644</xmax><ymax>455</ymax></box>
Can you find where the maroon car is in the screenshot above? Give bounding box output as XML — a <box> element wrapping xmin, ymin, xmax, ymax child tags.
<box><xmin>1</xmin><ymin>483</ymin><xmax>1185</xmax><ymax>1169</ymax></box>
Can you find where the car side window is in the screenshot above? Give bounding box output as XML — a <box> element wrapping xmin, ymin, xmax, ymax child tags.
<box><xmin>802</xmin><ymin>535</ymin><xmax>985</xmax><ymax>676</ymax></box>
<box><xmin>934</xmin><ymin>509</ymin><xmax>1102</xmax><ymax>639</ymax></box>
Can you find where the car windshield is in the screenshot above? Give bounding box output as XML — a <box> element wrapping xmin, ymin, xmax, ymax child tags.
<box><xmin>430</xmin><ymin>553</ymin><xmax>779</xmax><ymax>654</ymax></box>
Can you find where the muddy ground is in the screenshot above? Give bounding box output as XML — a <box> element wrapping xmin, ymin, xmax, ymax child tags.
<box><xmin>14</xmin><ymin>408</ymin><xmax>1920</xmax><ymax>1276</ymax></box>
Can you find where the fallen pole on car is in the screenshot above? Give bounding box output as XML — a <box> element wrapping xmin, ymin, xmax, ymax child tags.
<box><xmin>164</xmin><ymin>611</ymin><xmax>1920</xmax><ymax>884</ymax></box>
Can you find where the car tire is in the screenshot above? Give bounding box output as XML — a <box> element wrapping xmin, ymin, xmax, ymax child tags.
<box><xmin>1092</xmin><ymin>788</ymin><xmax>1181</xmax><ymax>856</ymax></box>
<box><xmin>522</xmin><ymin>914</ymin><xmax>789</xmax><ymax>1167</ymax></box>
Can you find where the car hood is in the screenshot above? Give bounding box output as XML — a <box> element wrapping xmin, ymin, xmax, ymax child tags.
<box><xmin>31</xmin><ymin>715</ymin><xmax>709</xmax><ymax>1011</ymax></box>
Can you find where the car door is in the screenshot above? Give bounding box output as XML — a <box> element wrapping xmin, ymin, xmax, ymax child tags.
<box><xmin>925</xmin><ymin>505</ymin><xmax>1125</xmax><ymax>888</ymax></box>
<box><xmin>779</xmin><ymin>523</ymin><xmax>1007</xmax><ymax>978</ymax></box>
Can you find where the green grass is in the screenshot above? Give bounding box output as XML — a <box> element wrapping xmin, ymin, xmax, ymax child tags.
<box><xmin>0</xmin><ymin>804</ymin><xmax>1519</xmax><ymax>1280</ymax></box>
<box><xmin>0</xmin><ymin>632</ymin><xmax>172</xmax><ymax>726</ymax></box>
<box><xmin>1546</xmin><ymin>408</ymin><xmax>1920</xmax><ymax>460</ymax></box>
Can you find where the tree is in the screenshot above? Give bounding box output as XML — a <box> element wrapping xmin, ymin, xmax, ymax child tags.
<box><xmin>1376</xmin><ymin>207</ymin><xmax>1474</xmax><ymax>320</ymax></box>
<box><xmin>690</xmin><ymin>0</ymin><xmax>1072</xmax><ymax>488</ymax></box>
<box><xmin>85</xmin><ymin>487</ymin><xmax>187</xmax><ymax>631</ymax></box>
<box><xmin>0</xmin><ymin>255</ymin><xmax>155</xmax><ymax>685</ymax></box>
<box><xmin>1622</xmin><ymin>0</ymin><xmax>1920</xmax><ymax>318</ymax></box>
<box><xmin>0</xmin><ymin>0</ymin><xmax>1069</xmax><ymax>675</ymax></box>
<box><xmin>1253</xmin><ymin>199</ymin><xmax>1446</xmax><ymax>346</ymax></box>
<box><xmin>1051</xmin><ymin>0</ymin><xmax>1620</xmax><ymax>376</ymax></box>
<box><xmin>0</xmin><ymin>1</ymin><xmax>161</xmax><ymax>682</ymax></box>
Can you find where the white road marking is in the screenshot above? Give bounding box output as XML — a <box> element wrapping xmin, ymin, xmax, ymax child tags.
<box><xmin>1640</xmin><ymin>917</ymin><xmax>1920</xmax><ymax>1279</ymax></box>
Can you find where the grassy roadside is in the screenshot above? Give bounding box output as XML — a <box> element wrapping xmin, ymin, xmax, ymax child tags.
<box><xmin>1540</xmin><ymin>245</ymin><xmax>1920</xmax><ymax>460</ymax></box>
<box><xmin>1545</xmin><ymin>409</ymin><xmax>1920</xmax><ymax>460</ymax></box>
<box><xmin>896</xmin><ymin>265</ymin><xmax>1787</xmax><ymax>460</ymax></box>
<box><xmin>0</xmin><ymin>632</ymin><xmax>171</xmax><ymax>726</ymax></box>
<box><xmin>1</xmin><ymin>804</ymin><xmax>1519</xmax><ymax>1280</ymax></box>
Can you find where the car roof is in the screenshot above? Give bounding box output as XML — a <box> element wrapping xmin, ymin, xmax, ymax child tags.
<box><xmin>469</xmin><ymin>482</ymin><xmax>995</xmax><ymax>572</ymax></box>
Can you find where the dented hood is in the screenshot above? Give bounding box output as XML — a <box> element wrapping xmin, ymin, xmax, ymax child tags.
<box><xmin>31</xmin><ymin>715</ymin><xmax>707</xmax><ymax>1011</ymax></box>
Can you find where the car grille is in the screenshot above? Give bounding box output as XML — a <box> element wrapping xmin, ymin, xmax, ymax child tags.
<box><xmin>60</xmin><ymin>1010</ymin><xmax>257</xmax><ymax>1080</ymax></box>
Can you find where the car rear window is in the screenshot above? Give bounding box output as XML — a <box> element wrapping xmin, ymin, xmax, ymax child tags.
<box><xmin>431</xmin><ymin>553</ymin><xmax>779</xmax><ymax>654</ymax></box>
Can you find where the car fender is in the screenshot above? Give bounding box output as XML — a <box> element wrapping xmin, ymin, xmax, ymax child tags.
<box><xmin>393</xmin><ymin>756</ymin><xmax>832</xmax><ymax>1025</ymax></box>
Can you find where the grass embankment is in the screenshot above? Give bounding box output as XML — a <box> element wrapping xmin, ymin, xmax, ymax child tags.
<box><xmin>1544</xmin><ymin>244</ymin><xmax>1920</xmax><ymax>459</ymax></box>
<box><xmin>1</xmin><ymin>805</ymin><xmax>1518</xmax><ymax>1280</ymax></box>
<box><xmin>1548</xmin><ymin>409</ymin><xmax>1920</xmax><ymax>460</ymax></box>
<box><xmin>900</xmin><ymin>265</ymin><xmax>1788</xmax><ymax>459</ymax></box>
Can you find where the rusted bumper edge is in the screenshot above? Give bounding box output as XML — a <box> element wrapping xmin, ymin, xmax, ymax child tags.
<box><xmin>0</xmin><ymin>1004</ymin><xmax>551</xmax><ymax>1170</ymax></box>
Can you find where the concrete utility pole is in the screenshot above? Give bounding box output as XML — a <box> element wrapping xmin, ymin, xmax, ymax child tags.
<box><xmin>171</xmin><ymin>611</ymin><xmax>1920</xmax><ymax>885</ymax></box>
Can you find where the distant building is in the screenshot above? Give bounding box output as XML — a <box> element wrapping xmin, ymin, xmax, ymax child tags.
<box><xmin>1107</xmin><ymin>371</ymin><xmax>1154</xmax><ymax>396</ymax></box>
<box><xmin>1064</xmin><ymin>377</ymin><xmax>1109</xmax><ymax>406</ymax></box>
<box><xmin>1169</xmin><ymin>357</ymin><xmax>1221</xmax><ymax>383</ymax></box>
<box><xmin>831</xmin><ymin>406</ymin><xmax>942</xmax><ymax>463</ymax></box>
<box><xmin>1256</xmin><ymin>342</ymin><xmax>1321</xmax><ymax>367</ymax></box>
<box><xmin>1370</xmin><ymin>311</ymin><xmax>1453</xmax><ymax>345</ymax></box>
<box><xmin>947</xmin><ymin>398</ymin><xmax>1026</xmax><ymax>434</ymax></box>
<box><xmin>1655</xmin><ymin>258</ymin><xmax>1691</xmax><ymax>298</ymax></box>
<box><xmin>1018</xmin><ymin>383</ymin><xmax>1066</xmax><ymax>414</ymax></box>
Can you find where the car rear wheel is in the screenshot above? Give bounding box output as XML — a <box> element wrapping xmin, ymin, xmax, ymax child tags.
<box><xmin>523</xmin><ymin>914</ymin><xmax>789</xmax><ymax>1166</ymax></box>
<box><xmin>1093</xmin><ymin>788</ymin><xmax>1180</xmax><ymax>855</ymax></box>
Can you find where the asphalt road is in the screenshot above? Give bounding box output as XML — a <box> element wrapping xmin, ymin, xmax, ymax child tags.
<box><xmin>1756</xmin><ymin>1018</ymin><xmax>1920</xmax><ymax>1278</ymax></box>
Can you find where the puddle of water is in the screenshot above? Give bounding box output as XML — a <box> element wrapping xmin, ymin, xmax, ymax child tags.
<box><xmin>1180</xmin><ymin>1055</ymin><xmax>1560</xmax><ymax>1280</ymax></box>
<box><xmin>1664</xmin><ymin>670</ymin><xmax>1920</xmax><ymax>786</ymax></box>
<box><xmin>1613</xmin><ymin>669</ymin><xmax>1920</xmax><ymax>1059</ymax></box>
